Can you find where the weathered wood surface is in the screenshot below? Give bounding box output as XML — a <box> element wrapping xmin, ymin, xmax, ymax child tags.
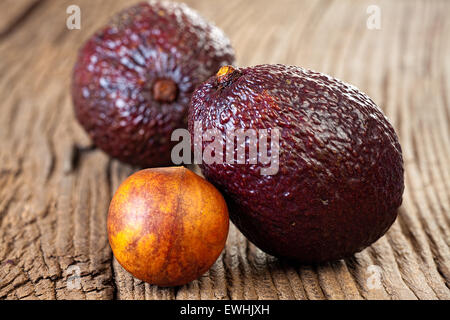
<box><xmin>0</xmin><ymin>0</ymin><xmax>449</xmax><ymax>300</ymax></box>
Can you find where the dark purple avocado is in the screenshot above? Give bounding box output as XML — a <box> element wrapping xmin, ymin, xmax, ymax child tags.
<box><xmin>72</xmin><ymin>1</ymin><xmax>235</xmax><ymax>167</ymax></box>
<box><xmin>188</xmin><ymin>64</ymin><xmax>404</xmax><ymax>263</ymax></box>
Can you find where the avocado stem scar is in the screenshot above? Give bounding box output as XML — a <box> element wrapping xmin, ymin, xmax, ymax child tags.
<box><xmin>216</xmin><ymin>65</ymin><xmax>240</xmax><ymax>88</ymax></box>
<box><xmin>153</xmin><ymin>79</ymin><xmax>178</xmax><ymax>103</ymax></box>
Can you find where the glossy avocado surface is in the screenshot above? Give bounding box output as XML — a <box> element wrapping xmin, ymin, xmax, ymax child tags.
<box><xmin>189</xmin><ymin>64</ymin><xmax>404</xmax><ymax>263</ymax></box>
<box><xmin>72</xmin><ymin>1</ymin><xmax>235</xmax><ymax>167</ymax></box>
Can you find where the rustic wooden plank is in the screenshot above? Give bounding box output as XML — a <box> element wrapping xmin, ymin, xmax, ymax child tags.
<box><xmin>0</xmin><ymin>0</ymin><xmax>449</xmax><ymax>300</ymax></box>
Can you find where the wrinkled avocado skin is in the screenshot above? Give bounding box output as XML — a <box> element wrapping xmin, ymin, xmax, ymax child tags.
<box><xmin>72</xmin><ymin>2</ymin><xmax>235</xmax><ymax>167</ymax></box>
<box><xmin>189</xmin><ymin>64</ymin><xmax>404</xmax><ymax>263</ymax></box>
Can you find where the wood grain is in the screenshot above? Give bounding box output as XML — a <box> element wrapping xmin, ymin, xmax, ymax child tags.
<box><xmin>0</xmin><ymin>0</ymin><xmax>449</xmax><ymax>300</ymax></box>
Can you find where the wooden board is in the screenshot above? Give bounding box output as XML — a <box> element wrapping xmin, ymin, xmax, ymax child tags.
<box><xmin>0</xmin><ymin>0</ymin><xmax>449</xmax><ymax>300</ymax></box>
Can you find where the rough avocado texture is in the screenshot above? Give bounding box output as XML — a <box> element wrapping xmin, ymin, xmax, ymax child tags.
<box><xmin>188</xmin><ymin>64</ymin><xmax>404</xmax><ymax>263</ymax></box>
<box><xmin>72</xmin><ymin>1</ymin><xmax>235</xmax><ymax>167</ymax></box>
